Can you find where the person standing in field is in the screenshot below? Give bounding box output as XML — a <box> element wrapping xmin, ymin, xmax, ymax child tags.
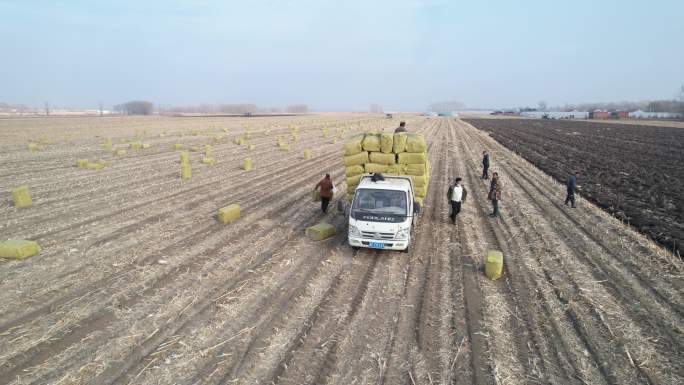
<box><xmin>447</xmin><ymin>177</ymin><xmax>467</xmax><ymax>224</ymax></box>
<box><xmin>565</xmin><ymin>171</ymin><xmax>580</xmax><ymax>208</ymax></box>
<box><xmin>394</xmin><ymin>121</ymin><xmax>407</xmax><ymax>133</ymax></box>
<box><xmin>314</xmin><ymin>174</ymin><xmax>334</xmax><ymax>214</ymax></box>
<box><xmin>488</xmin><ymin>172</ymin><xmax>501</xmax><ymax>217</ymax></box>
<box><xmin>481</xmin><ymin>150</ymin><xmax>490</xmax><ymax>179</ymax></box>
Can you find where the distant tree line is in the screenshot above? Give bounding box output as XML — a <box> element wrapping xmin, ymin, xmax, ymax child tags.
<box><xmin>428</xmin><ymin>101</ymin><xmax>464</xmax><ymax>113</ymax></box>
<box><xmin>164</xmin><ymin>103</ymin><xmax>308</xmax><ymax>114</ymax></box>
<box><xmin>114</xmin><ymin>101</ymin><xmax>154</xmax><ymax>115</ymax></box>
<box><xmin>284</xmin><ymin>104</ymin><xmax>309</xmax><ymax>113</ymax></box>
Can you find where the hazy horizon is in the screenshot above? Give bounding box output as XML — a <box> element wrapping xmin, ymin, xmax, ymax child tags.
<box><xmin>1</xmin><ymin>0</ymin><xmax>682</xmax><ymax>111</ymax></box>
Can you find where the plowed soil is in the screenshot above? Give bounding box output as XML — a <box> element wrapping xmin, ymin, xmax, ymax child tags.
<box><xmin>1</xmin><ymin>115</ymin><xmax>682</xmax><ymax>385</ymax></box>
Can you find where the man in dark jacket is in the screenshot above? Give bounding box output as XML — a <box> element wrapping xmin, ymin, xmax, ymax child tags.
<box><xmin>488</xmin><ymin>172</ymin><xmax>501</xmax><ymax>217</ymax></box>
<box><xmin>394</xmin><ymin>121</ymin><xmax>407</xmax><ymax>133</ymax></box>
<box><xmin>565</xmin><ymin>171</ymin><xmax>579</xmax><ymax>208</ymax></box>
<box><xmin>481</xmin><ymin>150</ymin><xmax>490</xmax><ymax>179</ymax></box>
<box><xmin>447</xmin><ymin>177</ymin><xmax>467</xmax><ymax>224</ymax></box>
<box><xmin>315</xmin><ymin>174</ymin><xmax>334</xmax><ymax>213</ymax></box>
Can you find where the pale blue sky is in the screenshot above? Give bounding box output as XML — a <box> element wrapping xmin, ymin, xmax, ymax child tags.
<box><xmin>1</xmin><ymin>0</ymin><xmax>682</xmax><ymax>111</ymax></box>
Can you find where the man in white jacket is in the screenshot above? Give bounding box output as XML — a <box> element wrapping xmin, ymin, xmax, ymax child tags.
<box><xmin>447</xmin><ymin>177</ymin><xmax>467</xmax><ymax>224</ymax></box>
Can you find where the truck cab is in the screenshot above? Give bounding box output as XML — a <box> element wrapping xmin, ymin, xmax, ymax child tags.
<box><xmin>347</xmin><ymin>174</ymin><xmax>420</xmax><ymax>252</ymax></box>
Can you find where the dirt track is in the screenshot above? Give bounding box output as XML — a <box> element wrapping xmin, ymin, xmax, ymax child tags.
<box><xmin>0</xmin><ymin>116</ymin><xmax>682</xmax><ymax>385</ymax></box>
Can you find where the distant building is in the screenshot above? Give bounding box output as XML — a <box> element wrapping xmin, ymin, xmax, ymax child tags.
<box><xmin>589</xmin><ymin>110</ymin><xmax>610</xmax><ymax>119</ymax></box>
<box><xmin>520</xmin><ymin>111</ymin><xmax>588</xmax><ymax>119</ymax></box>
<box><xmin>629</xmin><ymin>109</ymin><xmax>683</xmax><ymax>119</ymax></box>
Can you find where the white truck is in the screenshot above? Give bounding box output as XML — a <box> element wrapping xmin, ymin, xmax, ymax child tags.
<box><xmin>347</xmin><ymin>174</ymin><xmax>421</xmax><ymax>252</ymax></box>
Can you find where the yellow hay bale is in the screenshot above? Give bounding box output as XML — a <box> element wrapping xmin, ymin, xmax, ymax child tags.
<box><xmin>347</xmin><ymin>193</ymin><xmax>355</xmax><ymax>202</ymax></box>
<box><xmin>303</xmin><ymin>149</ymin><xmax>312</xmax><ymax>160</ymax></box>
<box><xmin>247</xmin><ymin>144</ymin><xmax>256</xmax><ymax>151</ymax></box>
<box><xmin>279</xmin><ymin>143</ymin><xmax>290</xmax><ymax>151</ymax></box>
<box><xmin>306</xmin><ymin>222</ymin><xmax>336</xmax><ymax>241</ymax></box>
<box><xmin>205</xmin><ymin>145</ymin><xmax>213</xmax><ymax>158</ymax></box>
<box><xmin>410</xmin><ymin>175</ymin><xmax>427</xmax><ymax>188</ymax></box>
<box><xmin>369</xmin><ymin>152</ymin><xmax>396</xmax><ymax>165</ymax></box>
<box><xmin>405</xmin><ymin>164</ymin><xmax>426</xmax><ymax>176</ymax></box>
<box><xmin>346</xmin><ymin>174</ymin><xmax>363</xmax><ymax>188</ymax></box>
<box><xmin>234</xmin><ymin>137</ymin><xmax>245</xmax><ymax>145</ymax></box>
<box><xmin>190</xmin><ymin>146</ymin><xmax>201</xmax><ymax>152</ymax></box>
<box><xmin>386</xmin><ymin>164</ymin><xmax>406</xmax><ymax>174</ymax></box>
<box><xmin>86</xmin><ymin>162</ymin><xmax>105</xmax><ymax>170</ymax></box>
<box><xmin>115</xmin><ymin>148</ymin><xmax>127</xmax><ymax>156</ymax></box>
<box><xmin>343</xmin><ymin>151</ymin><xmax>369</xmax><ymax>167</ymax></box>
<box><xmin>174</xmin><ymin>143</ymin><xmax>183</xmax><ymax>150</ymax></box>
<box><xmin>181</xmin><ymin>163</ymin><xmax>192</xmax><ymax>180</ymax></box>
<box><xmin>364</xmin><ymin>163</ymin><xmax>388</xmax><ymax>174</ymax></box>
<box><xmin>129</xmin><ymin>142</ymin><xmax>142</xmax><ymax>150</ymax></box>
<box><xmin>12</xmin><ymin>186</ymin><xmax>32</xmax><ymax>208</ymax></box>
<box><xmin>393</xmin><ymin>133</ymin><xmax>407</xmax><ymax>153</ymax></box>
<box><xmin>415</xmin><ymin>186</ymin><xmax>427</xmax><ymax>197</ymax></box>
<box><xmin>312</xmin><ymin>190</ymin><xmax>321</xmax><ymax>202</ymax></box>
<box><xmin>201</xmin><ymin>157</ymin><xmax>216</xmax><ymax>165</ymax></box>
<box><xmin>218</xmin><ymin>204</ymin><xmax>241</xmax><ymax>223</ymax></box>
<box><xmin>76</xmin><ymin>159</ymin><xmax>89</xmax><ymax>168</ymax></box>
<box><xmin>398</xmin><ymin>152</ymin><xmax>426</xmax><ymax>164</ymax></box>
<box><xmin>180</xmin><ymin>151</ymin><xmax>190</xmax><ymax>164</ymax></box>
<box><xmin>142</xmin><ymin>143</ymin><xmax>151</xmax><ymax>149</ymax></box>
<box><xmin>344</xmin><ymin>134</ymin><xmax>365</xmax><ymax>156</ymax></box>
<box><xmin>362</xmin><ymin>133</ymin><xmax>381</xmax><ymax>152</ymax></box>
<box><xmin>27</xmin><ymin>143</ymin><xmax>39</xmax><ymax>151</ymax></box>
<box><xmin>405</xmin><ymin>134</ymin><xmax>427</xmax><ymax>153</ymax></box>
<box><xmin>345</xmin><ymin>165</ymin><xmax>364</xmax><ymax>177</ymax></box>
<box><xmin>0</xmin><ymin>240</ymin><xmax>41</xmax><ymax>260</ymax></box>
<box><xmin>243</xmin><ymin>158</ymin><xmax>253</xmax><ymax>171</ymax></box>
<box><xmin>414</xmin><ymin>196</ymin><xmax>424</xmax><ymax>207</ymax></box>
<box><xmin>380</xmin><ymin>133</ymin><xmax>394</xmax><ymax>153</ymax></box>
<box><xmin>222</xmin><ymin>127</ymin><xmax>229</xmax><ymax>133</ymax></box>
<box><xmin>39</xmin><ymin>138</ymin><xmax>53</xmax><ymax>145</ymax></box>
<box><xmin>486</xmin><ymin>250</ymin><xmax>504</xmax><ymax>280</ymax></box>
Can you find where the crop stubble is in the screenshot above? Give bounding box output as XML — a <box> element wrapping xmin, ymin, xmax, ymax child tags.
<box><xmin>0</xmin><ymin>115</ymin><xmax>681</xmax><ymax>385</ymax></box>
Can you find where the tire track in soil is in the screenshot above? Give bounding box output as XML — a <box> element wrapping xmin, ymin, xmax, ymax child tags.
<box><xmin>273</xmin><ymin>251</ymin><xmax>381</xmax><ymax>385</ymax></box>
<box><xmin>2</xmin><ymin>131</ymin><xmax>346</xmax><ymax>239</ymax></box>
<box><xmin>0</xmin><ymin>151</ymin><xmax>345</xmax><ymax>334</ymax></box>
<box><xmin>455</xmin><ymin>119</ymin><xmax>619</xmax><ymax>384</ymax></box>
<box><xmin>379</xmin><ymin>118</ymin><xmax>456</xmax><ymax>385</ymax></box>
<box><xmin>450</xmin><ymin>118</ymin><xmax>575</xmax><ymax>383</ymax></box>
<box><xmin>456</xmin><ymin>119</ymin><xmax>676</xmax><ymax>384</ymax></box>
<box><xmin>0</xmin><ymin>195</ymin><xmax>315</xmax><ymax>385</ymax></box>
<box><xmin>0</xmin><ymin>118</ymin><xmax>398</xmax><ymax>384</ymax></box>
<box><xmin>111</xmin><ymin>227</ymin><xmax>352</xmax><ymax>385</ymax></box>
<box><xmin>464</xmin><ymin>120</ymin><xmax>684</xmax><ymax>309</ymax></box>
<box><xmin>0</xmin><ymin>164</ymin><xmax>347</xmax><ymax>384</ymax></box>
<box><xmin>197</xmin><ymin>237</ymin><xmax>359</xmax><ymax>385</ymax></box>
<box><xmin>460</xmin><ymin>120</ymin><xmax>684</xmax><ymax>344</ymax></box>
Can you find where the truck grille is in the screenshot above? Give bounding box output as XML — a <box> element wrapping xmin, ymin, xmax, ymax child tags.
<box><xmin>361</xmin><ymin>231</ymin><xmax>395</xmax><ymax>240</ymax></box>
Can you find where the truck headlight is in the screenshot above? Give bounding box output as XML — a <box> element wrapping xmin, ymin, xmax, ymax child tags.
<box><xmin>395</xmin><ymin>227</ymin><xmax>410</xmax><ymax>240</ymax></box>
<box><xmin>349</xmin><ymin>224</ymin><xmax>361</xmax><ymax>237</ymax></box>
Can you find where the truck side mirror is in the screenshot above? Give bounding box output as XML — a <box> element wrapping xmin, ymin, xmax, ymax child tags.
<box><xmin>413</xmin><ymin>201</ymin><xmax>421</xmax><ymax>214</ymax></box>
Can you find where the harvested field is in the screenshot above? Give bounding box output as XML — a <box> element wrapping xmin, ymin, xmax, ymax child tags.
<box><xmin>0</xmin><ymin>116</ymin><xmax>682</xmax><ymax>385</ymax></box>
<box><xmin>465</xmin><ymin>118</ymin><xmax>684</xmax><ymax>258</ymax></box>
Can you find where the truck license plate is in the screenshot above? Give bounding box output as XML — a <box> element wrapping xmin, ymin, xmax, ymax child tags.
<box><xmin>369</xmin><ymin>241</ymin><xmax>385</xmax><ymax>249</ymax></box>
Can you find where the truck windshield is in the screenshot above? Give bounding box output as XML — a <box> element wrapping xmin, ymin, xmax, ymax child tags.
<box><xmin>352</xmin><ymin>189</ymin><xmax>407</xmax><ymax>216</ymax></box>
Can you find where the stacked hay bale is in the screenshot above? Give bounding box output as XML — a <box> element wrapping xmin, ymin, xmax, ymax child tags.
<box><xmin>343</xmin><ymin>132</ymin><xmax>429</xmax><ymax>205</ymax></box>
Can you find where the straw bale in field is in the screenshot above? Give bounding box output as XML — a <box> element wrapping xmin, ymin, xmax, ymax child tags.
<box><xmin>343</xmin><ymin>151</ymin><xmax>369</xmax><ymax>167</ymax></box>
<box><xmin>486</xmin><ymin>250</ymin><xmax>504</xmax><ymax>280</ymax></box>
<box><xmin>393</xmin><ymin>133</ymin><xmax>407</xmax><ymax>153</ymax></box>
<box><xmin>218</xmin><ymin>204</ymin><xmax>240</xmax><ymax>224</ymax></box>
<box><xmin>362</xmin><ymin>134</ymin><xmax>381</xmax><ymax>152</ymax></box>
<box><xmin>0</xmin><ymin>240</ymin><xmax>41</xmax><ymax>260</ymax></box>
<box><xmin>380</xmin><ymin>133</ymin><xmax>394</xmax><ymax>153</ymax></box>
<box><xmin>369</xmin><ymin>152</ymin><xmax>396</xmax><ymax>165</ymax></box>
<box><xmin>345</xmin><ymin>165</ymin><xmax>364</xmax><ymax>177</ymax></box>
<box><xmin>306</xmin><ymin>222</ymin><xmax>336</xmax><ymax>241</ymax></box>
<box><xmin>405</xmin><ymin>134</ymin><xmax>427</xmax><ymax>153</ymax></box>
<box><xmin>398</xmin><ymin>152</ymin><xmax>426</xmax><ymax>164</ymax></box>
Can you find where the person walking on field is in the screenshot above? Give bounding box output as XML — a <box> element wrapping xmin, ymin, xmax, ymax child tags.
<box><xmin>314</xmin><ymin>174</ymin><xmax>335</xmax><ymax>214</ymax></box>
<box><xmin>565</xmin><ymin>171</ymin><xmax>579</xmax><ymax>208</ymax></box>
<box><xmin>447</xmin><ymin>177</ymin><xmax>467</xmax><ymax>224</ymax></box>
<box><xmin>481</xmin><ymin>150</ymin><xmax>490</xmax><ymax>179</ymax></box>
<box><xmin>488</xmin><ymin>172</ymin><xmax>501</xmax><ymax>217</ymax></box>
<box><xmin>394</xmin><ymin>121</ymin><xmax>407</xmax><ymax>133</ymax></box>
